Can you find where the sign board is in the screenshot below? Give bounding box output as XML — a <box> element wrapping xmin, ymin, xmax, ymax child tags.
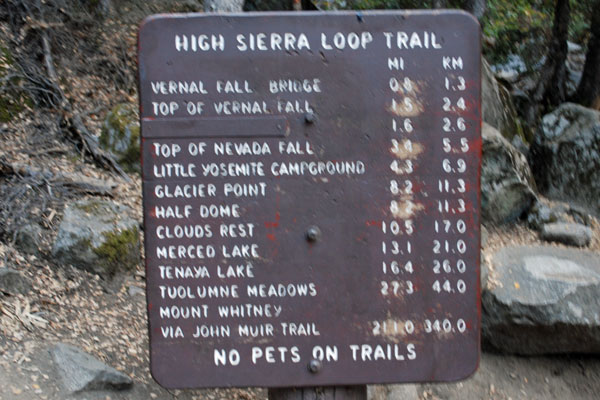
<box><xmin>139</xmin><ymin>11</ymin><xmax>481</xmax><ymax>389</ymax></box>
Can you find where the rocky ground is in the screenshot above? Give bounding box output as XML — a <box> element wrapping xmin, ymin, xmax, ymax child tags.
<box><xmin>1</xmin><ymin>1</ymin><xmax>600</xmax><ymax>399</ymax></box>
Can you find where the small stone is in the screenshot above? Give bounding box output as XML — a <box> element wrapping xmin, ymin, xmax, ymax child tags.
<box><xmin>51</xmin><ymin>343</ymin><xmax>132</xmax><ymax>393</ymax></box>
<box><xmin>0</xmin><ymin>268</ymin><xmax>32</xmax><ymax>295</ymax></box>
<box><xmin>128</xmin><ymin>285</ymin><xmax>144</xmax><ymax>297</ymax></box>
<box><xmin>540</xmin><ymin>222</ymin><xmax>593</xmax><ymax>247</ymax></box>
<box><xmin>14</xmin><ymin>223</ymin><xmax>42</xmax><ymax>256</ymax></box>
<box><xmin>527</xmin><ymin>203</ymin><xmax>558</xmax><ymax>230</ymax></box>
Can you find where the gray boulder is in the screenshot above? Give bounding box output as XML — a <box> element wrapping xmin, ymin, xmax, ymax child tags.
<box><xmin>14</xmin><ymin>223</ymin><xmax>42</xmax><ymax>256</ymax></box>
<box><xmin>482</xmin><ymin>123</ymin><xmax>537</xmax><ymax>224</ymax></box>
<box><xmin>528</xmin><ymin>103</ymin><xmax>600</xmax><ymax>215</ymax></box>
<box><xmin>540</xmin><ymin>222</ymin><xmax>593</xmax><ymax>247</ymax></box>
<box><xmin>482</xmin><ymin>245</ymin><xmax>600</xmax><ymax>355</ymax></box>
<box><xmin>52</xmin><ymin>199</ymin><xmax>140</xmax><ymax>279</ymax></box>
<box><xmin>0</xmin><ymin>268</ymin><xmax>32</xmax><ymax>295</ymax></box>
<box><xmin>100</xmin><ymin>103</ymin><xmax>140</xmax><ymax>173</ymax></box>
<box><xmin>51</xmin><ymin>343</ymin><xmax>132</xmax><ymax>393</ymax></box>
<box><xmin>526</xmin><ymin>202</ymin><xmax>562</xmax><ymax>230</ymax></box>
<box><xmin>482</xmin><ymin>58</ymin><xmax>525</xmax><ymax>142</ymax></box>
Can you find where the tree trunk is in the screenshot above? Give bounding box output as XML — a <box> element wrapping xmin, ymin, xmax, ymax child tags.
<box><xmin>573</xmin><ymin>0</ymin><xmax>600</xmax><ymax>109</ymax></box>
<box><xmin>533</xmin><ymin>0</ymin><xmax>571</xmax><ymax>111</ymax></box>
<box><xmin>462</xmin><ymin>0</ymin><xmax>486</xmax><ymax>20</ymax></box>
<box><xmin>269</xmin><ymin>386</ymin><xmax>367</xmax><ymax>400</ymax></box>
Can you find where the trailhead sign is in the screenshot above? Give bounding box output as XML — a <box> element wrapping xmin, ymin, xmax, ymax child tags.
<box><xmin>138</xmin><ymin>11</ymin><xmax>481</xmax><ymax>389</ymax></box>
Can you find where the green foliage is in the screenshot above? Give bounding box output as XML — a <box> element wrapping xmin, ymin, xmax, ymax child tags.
<box><xmin>482</xmin><ymin>0</ymin><xmax>551</xmax><ymax>64</ymax></box>
<box><xmin>482</xmin><ymin>0</ymin><xmax>595</xmax><ymax>63</ymax></box>
<box><xmin>483</xmin><ymin>0</ymin><xmax>550</xmax><ymax>39</ymax></box>
<box><xmin>100</xmin><ymin>103</ymin><xmax>140</xmax><ymax>173</ymax></box>
<box><xmin>569</xmin><ymin>0</ymin><xmax>594</xmax><ymax>43</ymax></box>
<box><xmin>93</xmin><ymin>227</ymin><xmax>140</xmax><ymax>276</ymax></box>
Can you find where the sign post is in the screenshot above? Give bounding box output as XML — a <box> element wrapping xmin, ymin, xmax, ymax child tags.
<box><xmin>138</xmin><ymin>11</ymin><xmax>481</xmax><ymax>394</ymax></box>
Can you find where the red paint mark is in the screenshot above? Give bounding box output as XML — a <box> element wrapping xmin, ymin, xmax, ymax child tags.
<box><xmin>266</xmin><ymin>233</ymin><xmax>276</xmax><ymax>241</ymax></box>
<box><xmin>365</xmin><ymin>220</ymin><xmax>381</xmax><ymax>227</ymax></box>
<box><xmin>149</xmin><ymin>208</ymin><xmax>156</xmax><ymax>218</ymax></box>
<box><xmin>265</xmin><ymin>211</ymin><xmax>281</xmax><ymax>228</ymax></box>
<box><xmin>148</xmin><ymin>303</ymin><xmax>153</xmax><ymax>311</ymax></box>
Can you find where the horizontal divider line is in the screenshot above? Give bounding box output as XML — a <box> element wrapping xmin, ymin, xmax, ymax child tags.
<box><xmin>141</xmin><ymin>116</ymin><xmax>289</xmax><ymax>138</ymax></box>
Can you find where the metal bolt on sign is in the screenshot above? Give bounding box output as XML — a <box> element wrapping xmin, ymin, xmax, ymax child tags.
<box><xmin>308</xmin><ymin>359</ymin><xmax>322</xmax><ymax>374</ymax></box>
<box><xmin>306</xmin><ymin>226</ymin><xmax>321</xmax><ymax>242</ymax></box>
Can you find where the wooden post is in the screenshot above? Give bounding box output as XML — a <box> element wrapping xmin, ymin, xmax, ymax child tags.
<box><xmin>269</xmin><ymin>386</ymin><xmax>367</xmax><ymax>400</ymax></box>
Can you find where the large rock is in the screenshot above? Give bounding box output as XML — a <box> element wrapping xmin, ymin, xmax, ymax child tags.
<box><xmin>482</xmin><ymin>245</ymin><xmax>600</xmax><ymax>355</ymax></box>
<box><xmin>482</xmin><ymin>58</ymin><xmax>525</xmax><ymax>142</ymax></box>
<box><xmin>100</xmin><ymin>103</ymin><xmax>140</xmax><ymax>173</ymax></box>
<box><xmin>481</xmin><ymin>123</ymin><xmax>537</xmax><ymax>224</ymax></box>
<box><xmin>51</xmin><ymin>343</ymin><xmax>132</xmax><ymax>393</ymax></box>
<box><xmin>52</xmin><ymin>199</ymin><xmax>140</xmax><ymax>279</ymax></box>
<box><xmin>529</xmin><ymin>103</ymin><xmax>600</xmax><ymax>215</ymax></box>
<box><xmin>0</xmin><ymin>268</ymin><xmax>31</xmax><ymax>295</ymax></box>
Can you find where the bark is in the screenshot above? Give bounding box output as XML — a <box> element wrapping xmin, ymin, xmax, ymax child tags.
<box><xmin>533</xmin><ymin>0</ymin><xmax>571</xmax><ymax>111</ymax></box>
<box><xmin>573</xmin><ymin>1</ymin><xmax>600</xmax><ymax>109</ymax></box>
<box><xmin>269</xmin><ymin>386</ymin><xmax>367</xmax><ymax>400</ymax></box>
<box><xmin>0</xmin><ymin>158</ymin><xmax>117</xmax><ymax>197</ymax></box>
<box><xmin>462</xmin><ymin>0</ymin><xmax>486</xmax><ymax>20</ymax></box>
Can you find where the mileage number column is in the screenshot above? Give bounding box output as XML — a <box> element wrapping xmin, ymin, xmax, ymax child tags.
<box><xmin>374</xmin><ymin>54</ymin><xmax>421</xmax><ymax>342</ymax></box>
<box><xmin>426</xmin><ymin>52</ymin><xmax>479</xmax><ymax>337</ymax></box>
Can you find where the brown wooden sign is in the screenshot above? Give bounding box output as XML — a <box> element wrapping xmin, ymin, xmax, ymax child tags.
<box><xmin>138</xmin><ymin>10</ymin><xmax>481</xmax><ymax>389</ymax></box>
